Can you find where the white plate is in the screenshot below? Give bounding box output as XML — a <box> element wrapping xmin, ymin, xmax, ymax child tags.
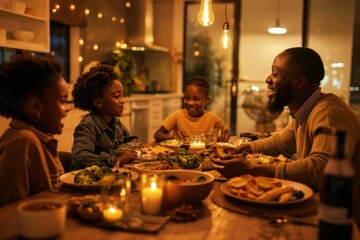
<box><xmin>59</xmin><ymin>169</ymin><xmax>139</xmax><ymax>190</ymax></box>
<box><xmin>220</xmin><ymin>178</ymin><xmax>313</xmax><ymax>205</ymax></box>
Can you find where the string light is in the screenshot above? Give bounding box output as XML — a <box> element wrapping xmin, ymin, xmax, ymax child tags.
<box><xmin>50</xmin><ymin>2</ymin><xmax>130</xmax><ymax>62</ymax></box>
<box><xmin>219</xmin><ymin>0</ymin><xmax>232</xmax><ymax>49</ymax></box>
<box><xmin>197</xmin><ymin>0</ymin><xmax>214</xmax><ymax>26</ymax></box>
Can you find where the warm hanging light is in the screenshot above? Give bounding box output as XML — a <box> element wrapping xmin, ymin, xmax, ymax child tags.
<box><xmin>268</xmin><ymin>0</ymin><xmax>287</xmax><ymax>34</ymax></box>
<box><xmin>197</xmin><ymin>0</ymin><xmax>214</xmax><ymax>26</ymax></box>
<box><xmin>219</xmin><ymin>0</ymin><xmax>232</xmax><ymax>49</ymax></box>
<box><xmin>220</xmin><ymin>22</ymin><xmax>232</xmax><ymax>49</ymax></box>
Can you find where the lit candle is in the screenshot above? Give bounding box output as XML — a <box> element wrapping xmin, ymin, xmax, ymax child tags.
<box><xmin>103</xmin><ymin>206</ymin><xmax>123</xmax><ymax>222</ymax></box>
<box><xmin>141</xmin><ymin>181</ymin><xmax>163</xmax><ymax>215</ymax></box>
<box><xmin>189</xmin><ymin>140</ymin><xmax>206</xmax><ymax>153</ymax></box>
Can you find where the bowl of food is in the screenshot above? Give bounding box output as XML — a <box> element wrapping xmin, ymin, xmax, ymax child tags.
<box><xmin>12</xmin><ymin>30</ymin><xmax>34</xmax><ymax>42</ymax></box>
<box><xmin>159</xmin><ymin>139</ymin><xmax>183</xmax><ymax>150</ymax></box>
<box><xmin>134</xmin><ymin>148</ymin><xmax>203</xmax><ymax>173</ymax></box>
<box><xmin>160</xmin><ymin>170</ymin><xmax>214</xmax><ymax>207</ymax></box>
<box><xmin>76</xmin><ymin>195</ymin><xmax>104</xmax><ymax>222</ymax></box>
<box><xmin>134</xmin><ymin>161</ymin><xmax>202</xmax><ymax>173</ymax></box>
<box><xmin>17</xmin><ymin>199</ymin><xmax>66</xmax><ymax>239</ymax></box>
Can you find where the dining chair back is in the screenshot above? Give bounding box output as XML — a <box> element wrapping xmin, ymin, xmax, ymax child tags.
<box><xmin>58</xmin><ymin>151</ymin><xmax>72</xmax><ymax>173</ymax></box>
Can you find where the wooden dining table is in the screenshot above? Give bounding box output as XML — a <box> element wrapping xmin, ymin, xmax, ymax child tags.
<box><xmin>0</xmin><ymin>178</ymin><xmax>359</xmax><ymax>240</ymax></box>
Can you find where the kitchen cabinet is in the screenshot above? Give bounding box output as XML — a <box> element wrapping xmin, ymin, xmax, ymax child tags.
<box><xmin>130</xmin><ymin>94</ymin><xmax>182</xmax><ymax>144</ymax></box>
<box><xmin>0</xmin><ymin>0</ymin><xmax>49</xmax><ymax>53</ymax></box>
<box><xmin>148</xmin><ymin>99</ymin><xmax>163</xmax><ymax>143</ymax></box>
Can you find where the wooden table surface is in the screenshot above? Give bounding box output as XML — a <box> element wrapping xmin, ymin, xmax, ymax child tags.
<box><xmin>0</xmin><ymin>182</ymin><xmax>359</xmax><ymax>240</ymax></box>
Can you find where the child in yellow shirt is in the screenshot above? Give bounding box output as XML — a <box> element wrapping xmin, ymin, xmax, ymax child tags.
<box><xmin>154</xmin><ymin>76</ymin><xmax>230</xmax><ymax>142</ymax></box>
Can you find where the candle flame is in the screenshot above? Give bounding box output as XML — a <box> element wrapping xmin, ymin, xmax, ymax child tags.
<box><xmin>151</xmin><ymin>181</ymin><xmax>157</xmax><ymax>190</ymax></box>
<box><xmin>108</xmin><ymin>207</ymin><xmax>117</xmax><ymax>213</ymax></box>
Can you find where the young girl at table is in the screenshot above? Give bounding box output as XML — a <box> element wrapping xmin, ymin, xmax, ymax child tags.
<box><xmin>154</xmin><ymin>76</ymin><xmax>230</xmax><ymax>142</ymax></box>
<box><xmin>71</xmin><ymin>64</ymin><xmax>137</xmax><ymax>170</ymax></box>
<box><xmin>0</xmin><ymin>53</ymin><xmax>69</xmax><ymax>206</ymax></box>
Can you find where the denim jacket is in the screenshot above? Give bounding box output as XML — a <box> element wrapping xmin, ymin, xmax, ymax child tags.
<box><xmin>71</xmin><ymin>112</ymin><xmax>136</xmax><ymax>170</ymax></box>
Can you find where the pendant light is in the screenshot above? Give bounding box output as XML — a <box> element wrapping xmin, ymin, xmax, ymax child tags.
<box><xmin>268</xmin><ymin>0</ymin><xmax>287</xmax><ymax>34</ymax></box>
<box><xmin>219</xmin><ymin>0</ymin><xmax>232</xmax><ymax>49</ymax></box>
<box><xmin>197</xmin><ymin>0</ymin><xmax>214</xmax><ymax>26</ymax></box>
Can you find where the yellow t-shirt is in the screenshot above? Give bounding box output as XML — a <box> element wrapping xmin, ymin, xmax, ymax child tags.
<box><xmin>161</xmin><ymin>109</ymin><xmax>228</xmax><ymax>137</ymax></box>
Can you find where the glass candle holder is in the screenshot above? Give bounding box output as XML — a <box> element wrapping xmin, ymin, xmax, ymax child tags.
<box><xmin>140</xmin><ymin>173</ymin><xmax>165</xmax><ymax>215</ymax></box>
<box><xmin>101</xmin><ymin>178</ymin><xmax>129</xmax><ymax>223</ymax></box>
<box><xmin>189</xmin><ymin>135</ymin><xmax>206</xmax><ymax>153</ymax></box>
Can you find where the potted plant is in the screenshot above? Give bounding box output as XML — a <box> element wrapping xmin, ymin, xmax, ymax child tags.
<box><xmin>107</xmin><ymin>49</ymin><xmax>135</xmax><ymax>97</ymax></box>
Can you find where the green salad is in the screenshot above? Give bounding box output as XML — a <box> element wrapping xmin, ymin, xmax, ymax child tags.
<box><xmin>74</xmin><ymin>165</ymin><xmax>131</xmax><ymax>185</ymax></box>
<box><xmin>156</xmin><ymin>148</ymin><xmax>203</xmax><ymax>169</ymax></box>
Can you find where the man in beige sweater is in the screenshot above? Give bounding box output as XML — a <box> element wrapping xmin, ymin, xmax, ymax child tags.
<box><xmin>212</xmin><ymin>47</ymin><xmax>360</xmax><ymax>228</ymax></box>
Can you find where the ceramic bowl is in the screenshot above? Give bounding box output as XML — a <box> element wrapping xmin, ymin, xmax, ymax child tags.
<box><xmin>17</xmin><ymin>199</ymin><xmax>66</xmax><ymax>239</ymax></box>
<box><xmin>133</xmin><ymin>161</ymin><xmax>202</xmax><ymax>174</ymax></box>
<box><xmin>13</xmin><ymin>30</ymin><xmax>34</xmax><ymax>42</ymax></box>
<box><xmin>160</xmin><ymin>170</ymin><xmax>214</xmax><ymax>207</ymax></box>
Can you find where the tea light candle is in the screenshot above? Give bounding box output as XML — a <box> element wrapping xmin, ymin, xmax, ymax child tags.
<box><xmin>141</xmin><ymin>181</ymin><xmax>163</xmax><ymax>215</ymax></box>
<box><xmin>103</xmin><ymin>206</ymin><xmax>123</xmax><ymax>222</ymax></box>
<box><xmin>189</xmin><ymin>141</ymin><xmax>205</xmax><ymax>153</ymax></box>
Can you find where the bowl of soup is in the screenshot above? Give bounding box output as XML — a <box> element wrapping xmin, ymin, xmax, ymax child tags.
<box><xmin>17</xmin><ymin>199</ymin><xmax>66</xmax><ymax>239</ymax></box>
<box><xmin>159</xmin><ymin>170</ymin><xmax>214</xmax><ymax>208</ymax></box>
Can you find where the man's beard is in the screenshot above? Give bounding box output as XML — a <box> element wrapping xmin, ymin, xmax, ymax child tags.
<box><xmin>266</xmin><ymin>86</ymin><xmax>293</xmax><ymax>114</ymax></box>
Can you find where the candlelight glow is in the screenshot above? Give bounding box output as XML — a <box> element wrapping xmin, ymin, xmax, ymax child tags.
<box><xmin>151</xmin><ymin>181</ymin><xmax>157</xmax><ymax>190</ymax></box>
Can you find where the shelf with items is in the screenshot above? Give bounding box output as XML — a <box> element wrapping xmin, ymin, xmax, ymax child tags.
<box><xmin>0</xmin><ymin>0</ymin><xmax>49</xmax><ymax>53</ymax></box>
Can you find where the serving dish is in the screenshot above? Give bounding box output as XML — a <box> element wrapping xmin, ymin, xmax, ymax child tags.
<box><xmin>159</xmin><ymin>139</ymin><xmax>182</xmax><ymax>150</ymax></box>
<box><xmin>133</xmin><ymin>161</ymin><xmax>202</xmax><ymax>173</ymax></box>
<box><xmin>161</xmin><ymin>170</ymin><xmax>214</xmax><ymax>207</ymax></box>
<box><xmin>220</xmin><ymin>178</ymin><xmax>313</xmax><ymax>205</ymax></box>
<box><xmin>59</xmin><ymin>169</ymin><xmax>139</xmax><ymax>190</ymax></box>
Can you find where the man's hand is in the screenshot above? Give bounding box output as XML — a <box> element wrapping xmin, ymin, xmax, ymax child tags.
<box><xmin>211</xmin><ymin>155</ymin><xmax>251</xmax><ymax>178</ymax></box>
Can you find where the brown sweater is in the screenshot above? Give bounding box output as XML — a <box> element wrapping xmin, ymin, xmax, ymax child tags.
<box><xmin>249</xmin><ymin>91</ymin><xmax>360</xmax><ymax>227</ymax></box>
<box><xmin>0</xmin><ymin>119</ymin><xmax>64</xmax><ymax>206</ymax></box>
